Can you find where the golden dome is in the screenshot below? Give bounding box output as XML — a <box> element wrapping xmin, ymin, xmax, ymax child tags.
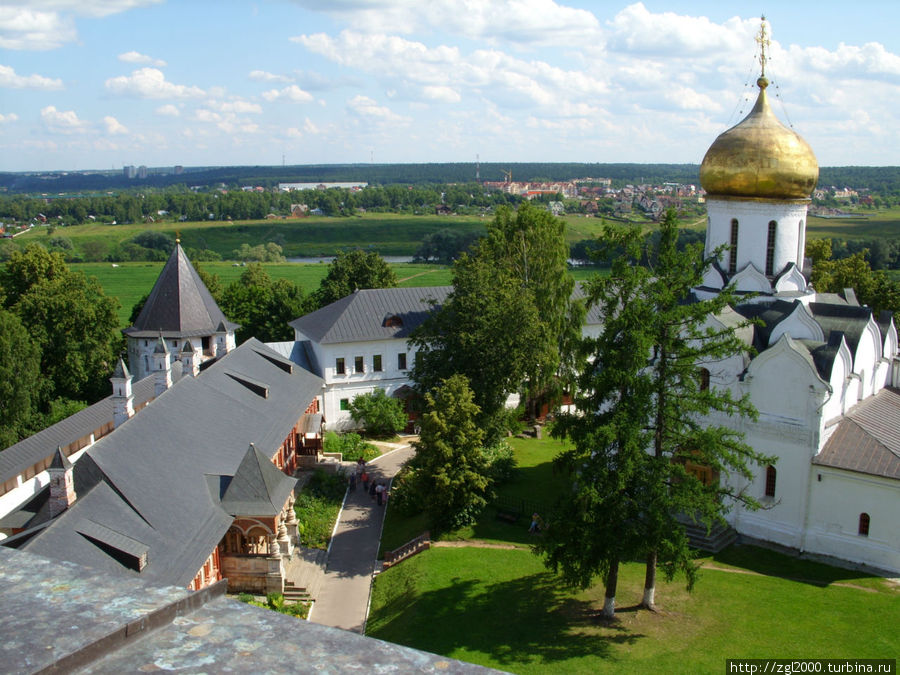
<box><xmin>700</xmin><ymin>77</ymin><xmax>818</xmax><ymax>200</ymax></box>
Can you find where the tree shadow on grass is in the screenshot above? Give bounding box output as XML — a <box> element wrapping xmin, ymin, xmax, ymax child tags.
<box><xmin>368</xmin><ymin>569</ymin><xmax>645</xmax><ymax>669</ymax></box>
<box><xmin>712</xmin><ymin>544</ymin><xmax>883</xmax><ymax>587</ymax></box>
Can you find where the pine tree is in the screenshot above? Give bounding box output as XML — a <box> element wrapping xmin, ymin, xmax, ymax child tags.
<box><xmin>538</xmin><ymin>210</ymin><xmax>772</xmax><ymax>617</ymax></box>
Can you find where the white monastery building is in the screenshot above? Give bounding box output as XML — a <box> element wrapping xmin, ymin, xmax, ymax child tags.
<box><xmin>692</xmin><ymin>29</ymin><xmax>899</xmax><ymax>574</ymax></box>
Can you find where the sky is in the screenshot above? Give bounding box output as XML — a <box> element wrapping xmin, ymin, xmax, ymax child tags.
<box><xmin>1</xmin><ymin>1</ymin><xmax>899</xmax><ymax>172</ymax></box>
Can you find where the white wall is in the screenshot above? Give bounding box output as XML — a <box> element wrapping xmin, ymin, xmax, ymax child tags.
<box><xmin>705</xmin><ymin>198</ymin><xmax>809</xmax><ymax>282</ymax></box>
<box><xmin>806</xmin><ymin>468</ymin><xmax>900</xmax><ymax>573</ymax></box>
<box><xmin>305</xmin><ymin>338</ymin><xmax>415</xmax><ymax>430</ymax></box>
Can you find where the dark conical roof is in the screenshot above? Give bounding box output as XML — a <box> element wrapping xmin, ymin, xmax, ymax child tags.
<box><xmin>49</xmin><ymin>446</ymin><xmax>72</xmax><ymax>471</ymax></box>
<box><xmin>111</xmin><ymin>357</ymin><xmax>130</xmax><ymax>380</ymax></box>
<box><xmin>219</xmin><ymin>444</ymin><xmax>296</xmax><ymax>516</ymax></box>
<box><xmin>124</xmin><ymin>244</ymin><xmax>238</xmax><ymax>338</ymax></box>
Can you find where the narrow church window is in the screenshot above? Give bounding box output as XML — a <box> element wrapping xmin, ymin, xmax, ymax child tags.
<box><xmin>335</xmin><ymin>357</ymin><xmax>345</xmax><ymax>375</ymax></box>
<box><xmin>699</xmin><ymin>368</ymin><xmax>710</xmax><ymax>391</ymax></box>
<box><xmin>765</xmin><ymin>221</ymin><xmax>777</xmax><ymax>276</ymax></box>
<box><xmin>729</xmin><ymin>219</ymin><xmax>739</xmax><ymax>275</ymax></box>
<box><xmin>765</xmin><ymin>465</ymin><xmax>777</xmax><ymax>497</ymax></box>
<box><xmin>354</xmin><ymin>356</ymin><xmax>364</xmax><ymax>373</ymax></box>
<box><xmin>398</xmin><ymin>353</ymin><xmax>407</xmax><ymax>370</ymax></box>
<box><xmin>373</xmin><ymin>354</ymin><xmax>383</xmax><ymax>372</ymax></box>
<box><xmin>858</xmin><ymin>513</ymin><xmax>870</xmax><ymax>536</ymax></box>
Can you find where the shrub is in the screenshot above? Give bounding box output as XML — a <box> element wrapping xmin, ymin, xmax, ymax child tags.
<box><xmin>384</xmin><ymin>465</ymin><xmax>421</xmax><ymax>516</ymax></box>
<box><xmin>237</xmin><ymin>592</ymin><xmax>254</xmax><ymax>603</ymax></box>
<box><xmin>482</xmin><ymin>442</ymin><xmax>517</xmax><ymax>485</ymax></box>
<box><xmin>349</xmin><ymin>390</ymin><xmax>407</xmax><ymax>438</ymax></box>
<box><xmin>324</xmin><ymin>431</ymin><xmax>380</xmax><ymax>462</ymax></box>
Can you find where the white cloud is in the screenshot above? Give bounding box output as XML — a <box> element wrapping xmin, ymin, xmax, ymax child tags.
<box><xmin>0</xmin><ymin>7</ymin><xmax>76</xmax><ymax>50</ymax></box>
<box><xmin>105</xmin><ymin>67</ymin><xmax>205</xmax><ymax>99</ymax></box>
<box><xmin>295</xmin><ymin>31</ymin><xmax>607</xmax><ymax>112</ymax></box>
<box><xmin>285</xmin><ymin>127</ymin><xmax>303</xmax><ymax>139</ymax></box>
<box><xmin>605</xmin><ymin>3</ymin><xmax>749</xmax><ymax>56</ymax></box>
<box><xmin>0</xmin><ymin>112</ymin><xmax>19</xmax><ymax>124</ymax></box>
<box><xmin>346</xmin><ymin>94</ymin><xmax>408</xmax><ymax>123</ymax></box>
<box><xmin>291</xmin><ymin>0</ymin><xmax>600</xmax><ymax>46</ymax></box>
<box><xmin>155</xmin><ymin>103</ymin><xmax>180</xmax><ymax>116</ymax></box>
<box><xmin>0</xmin><ymin>64</ymin><xmax>63</xmax><ymax>89</ymax></box>
<box><xmin>249</xmin><ymin>70</ymin><xmax>292</xmax><ymax>83</ymax></box>
<box><xmin>262</xmin><ymin>84</ymin><xmax>314</xmax><ymax>103</ymax></box>
<box><xmin>422</xmin><ymin>85</ymin><xmax>461</xmax><ymax>103</ymax></box>
<box><xmin>118</xmin><ymin>50</ymin><xmax>166</xmax><ymax>67</ymax></box>
<box><xmin>205</xmin><ymin>99</ymin><xmax>262</xmax><ymax>114</ymax></box>
<box><xmin>40</xmin><ymin>105</ymin><xmax>87</xmax><ymax>133</ymax></box>
<box><xmin>0</xmin><ymin>1</ymin><xmax>160</xmax><ymax>50</ymax></box>
<box><xmin>103</xmin><ymin>115</ymin><xmax>128</xmax><ymax>135</ymax></box>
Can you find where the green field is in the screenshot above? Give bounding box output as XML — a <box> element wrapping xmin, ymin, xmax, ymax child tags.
<box><xmin>806</xmin><ymin>207</ymin><xmax>900</xmax><ymax>240</ymax></box>
<box><xmin>76</xmin><ymin>261</ymin><xmax>455</xmax><ymax>327</ymax></box>
<box><xmin>14</xmin><ymin>213</ymin><xmax>491</xmax><ymax>258</ymax></box>
<box><xmin>369</xmin><ymin>437</ymin><xmax>899</xmax><ymax>673</ymax></box>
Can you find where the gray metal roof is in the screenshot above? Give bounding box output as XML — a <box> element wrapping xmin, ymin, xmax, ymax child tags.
<box><xmin>290</xmin><ymin>287</ymin><xmax>452</xmax><ymax>344</ymax></box>
<box><xmin>809</xmin><ymin>302</ymin><xmax>875</xmax><ymax>356</ymax></box>
<box><xmin>124</xmin><ymin>243</ymin><xmax>238</xmax><ymax>338</ymax></box>
<box><xmin>814</xmin><ymin>387</ymin><xmax>900</xmax><ymax>480</ymax></box>
<box><xmin>14</xmin><ymin>339</ymin><xmax>324</xmax><ymax>587</ymax></box>
<box><xmin>291</xmin><ymin>283</ymin><xmax>603</xmax><ymax>347</ymax></box>
<box><xmin>0</xmin><ymin>366</ymin><xmax>183</xmax><ymax>485</ymax></box>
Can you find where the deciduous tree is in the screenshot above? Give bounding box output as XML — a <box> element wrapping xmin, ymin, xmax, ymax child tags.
<box><xmin>0</xmin><ymin>309</ymin><xmax>43</xmax><ymax>448</ymax></box>
<box><xmin>313</xmin><ymin>249</ymin><xmax>398</xmax><ymax>308</ymax></box>
<box><xmin>1</xmin><ymin>244</ymin><xmax>120</xmax><ymax>404</ymax></box>
<box><xmin>220</xmin><ymin>263</ymin><xmax>310</xmax><ymax>343</ymax></box>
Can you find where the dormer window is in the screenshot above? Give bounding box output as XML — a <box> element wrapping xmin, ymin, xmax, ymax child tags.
<box><xmin>383</xmin><ymin>314</ymin><xmax>403</xmax><ymax>328</ymax></box>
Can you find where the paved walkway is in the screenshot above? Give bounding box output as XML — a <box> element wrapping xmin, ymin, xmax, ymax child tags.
<box><xmin>308</xmin><ymin>442</ymin><xmax>415</xmax><ymax>633</ymax></box>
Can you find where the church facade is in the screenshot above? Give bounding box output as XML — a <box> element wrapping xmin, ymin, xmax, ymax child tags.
<box><xmin>693</xmin><ymin>43</ymin><xmax>899</xmax><ymax>573</ymax></box>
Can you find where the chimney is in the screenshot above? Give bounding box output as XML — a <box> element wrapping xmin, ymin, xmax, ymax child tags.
<box><xmin>110</xmin><ymin>356</ymin><xmax>134</xmax><ymax>428</ymax></box>
<box><xmin>180</xmin><ymin>340</ymin><xmax>199</xmax><ymax>377</ymax></box>
<box><xmin>48</xmin><ymin>446</ymin><xmax>76</xmax><ymax>518</ymax></box>
<box><xmin>152</xmin><ymin>334</ymin><xmax>172</xmax><ymax>396</ymax></box>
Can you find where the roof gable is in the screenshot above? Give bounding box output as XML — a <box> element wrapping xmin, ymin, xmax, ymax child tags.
<box><xmin>219</xmin><ymin>444</ymin><xmax>296</xmax><ymax>516</ymax></box>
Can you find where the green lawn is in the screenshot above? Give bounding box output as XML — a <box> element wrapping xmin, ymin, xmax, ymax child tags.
<box><xmin>368</xmin><ymin>547</ymin><xmax>899</xmax><ymax>674</ymax></box>
<box><xmin>369</xmin><ymin>436</ymin><xmax>900</xmax><ymax>673</ymax></box>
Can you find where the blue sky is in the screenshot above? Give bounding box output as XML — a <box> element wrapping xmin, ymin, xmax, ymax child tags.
<box><xmin>1</xmin><ymin>1</ymin><xmax>898</xmax><ymax>172</ymax></box>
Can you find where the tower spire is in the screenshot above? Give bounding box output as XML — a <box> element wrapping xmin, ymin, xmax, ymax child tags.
<box><xmin>755</xmin><ymin>15</ymin><xmax>770</xmax><ymax>81</ymax></box>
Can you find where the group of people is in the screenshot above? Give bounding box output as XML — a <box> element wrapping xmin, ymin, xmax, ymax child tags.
<box><xmin>350</xmin><ymin>457</ymin><xmax>388</xmax><ymax>506</ymax></box>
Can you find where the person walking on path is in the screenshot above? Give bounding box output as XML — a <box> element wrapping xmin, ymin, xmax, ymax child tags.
<box><xmin>309</xmin><ymin>444</ymin><xmax>415</xmax><ymax>634</ymax></box>
<box><xmin>375</xmin><ymin>482</ymin><xmax>385</xmax><ymax>506</ymax></box>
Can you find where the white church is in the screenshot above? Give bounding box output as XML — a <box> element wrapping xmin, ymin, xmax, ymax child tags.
<box><xmin>689</xmin><ymin>31</ymin><xmax>899</xmax><ymax>573</ymax></box>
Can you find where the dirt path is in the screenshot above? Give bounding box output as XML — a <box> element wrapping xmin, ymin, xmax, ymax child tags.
<box><xmin>431</xmin><ymin>540</ymin><xmax>528</xmax><ymax>551</ymax></box>
<box><xmin>396</xmin><ymin>269</ymin><xmax>441</xmax><ymax>283</ymax></box>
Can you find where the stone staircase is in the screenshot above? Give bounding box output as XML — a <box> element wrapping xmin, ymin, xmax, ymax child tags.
<box><xmin>678</xmin><ymin>517</ymin><xmax>737</xmax><ymax>553</ymax></box>
<box><xmin>283</xmin><ymin>546</ymin><xmax>327</xmax><ymax>602</ymax></box>
<box><xmin>382</xmin><ymin>532</ymin><xmax>431</xmax><ymax>570</ymax></box>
